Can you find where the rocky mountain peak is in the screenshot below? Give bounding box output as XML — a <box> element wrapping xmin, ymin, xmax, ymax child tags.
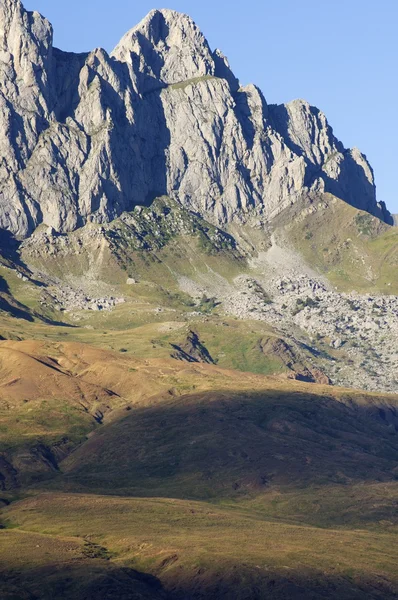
<box><xmin>111</xmin><ymin>8</ymin><xmax>215</xmax><ymax>92</ymax></box>
<box><xmin>0</xmin><ymin>1</ymin><xmax>392</xmax><ymax>238</ymax></box>
<box><xmin>0</xmin><ymin>0</ymin><xmax>52</xmax><ymax>61</ymax></box>
<box><xmin>0</xmin><ymin>0</ymin><xmax>52</xmax><ymax>117</ymax></box>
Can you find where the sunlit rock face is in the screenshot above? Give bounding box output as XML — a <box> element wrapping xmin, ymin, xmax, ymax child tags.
<box><xmin>0</xmin><ymin>2</ymin><xmax>391</xmax><ymax>238</ymax></box>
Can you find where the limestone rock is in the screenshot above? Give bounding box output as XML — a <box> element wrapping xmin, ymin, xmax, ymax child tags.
<box><xmin>213</xmin><ymin>48</ymin><xmax>240</xmax><ymax>92</ymax></box>
<box><xmin>111</xmin><ymin>9</ymin><xmax>215</xmax><ymax>92</ymax></box>
<box><xmin>0</xmin><ymin>0</ymin><xmax>53</xmax><ymax>237</ymax></box>
<box><xmin>0</xmin><ymin>2</ymin><xmax>392</xmax><ymax>238</ymax></box>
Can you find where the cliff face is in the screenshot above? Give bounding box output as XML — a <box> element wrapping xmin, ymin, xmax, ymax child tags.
<box><xmin>0</xmin><ymin>2</ymin><xmax>391</xmax><ymax>238</ymax></box>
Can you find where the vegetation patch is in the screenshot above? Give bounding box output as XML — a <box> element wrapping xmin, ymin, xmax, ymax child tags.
<box><xmin>168</xmin><ymin>75</ymin><xmax>218</xmax><ymax>91</ymax></box>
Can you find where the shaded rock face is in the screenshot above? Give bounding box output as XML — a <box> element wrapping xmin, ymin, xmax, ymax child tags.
<box><xmin>0</xmin><ymin>2</ymin><xmax>392</xmax><ymax>238</ymax></box>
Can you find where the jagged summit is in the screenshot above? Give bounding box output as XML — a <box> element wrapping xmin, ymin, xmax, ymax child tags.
<box><xmin>112</xmin><ymin>7</ymin><xmax>207</xmax><ymax>55</ymax></box>
<box><xmin>111</xmin><ymin>8</ymin><xmax>215</xmax><ymax>91</ymax></box>
<box><xmin>0</xmin><ymin>1</ymin><xmax>392</xmax><ymax>238</ymax></box>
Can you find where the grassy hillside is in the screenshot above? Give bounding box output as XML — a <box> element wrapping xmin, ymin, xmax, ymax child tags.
<box><xmin>59</xmin><ymin>386</ymin><xmax>398</xmax><ymax>500</ymax></box>
<box><xmin>0</xmin><ymin>339</ymin><xmax>397</xmax><ymax>598</ymax></box>
<box><xmin>0</xmin><ymin>338</ymin><xmax>295</xmax><ymax>490</ymax></box>
<box><xmin>2</xmin><ymin>492</ymin><xmax>398</xmax><ymax>600</ymax></box>
<box><xmin>283</xmin><ymin>194</ymin><xmax>398</xmax><ymax>293</ymax></box>
<box><xmin>0</xmin><ymin>195</ymin><xmax>398</xmax><ymax>598</ymax></box>
<box><xmin>21</xmin><ymin>196</ymin><xmax>244</xmax><ymax>290</ymax></box>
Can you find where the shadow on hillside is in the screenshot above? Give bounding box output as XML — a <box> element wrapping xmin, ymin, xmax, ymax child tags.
<box><xmin>0</xmin><ymin>563</ymin><xmax>168</xmax><ymax>600</ymax></box>
<box><xmin>0</xmin><ymin>275</ymin><xmax>34</xmax><ymax>322</ymax></box>
<box><xmin>0</xmin><ymin>230</ymin><xmax>76</xmax><ymax>327</ymax></box>
<box><xmin>61</xmin><ymin>388</ymin><xmax>398</xmax><ymax>500</ymax></box>
<box><xmin>0</xmin><ymin>275</ymin><xmax>75</xmax><ymax>327</ymax></box>
<box><xmin>0</xmin><ymin>560</ymin><xmax>396</xmax><ymax>600</ymax></box>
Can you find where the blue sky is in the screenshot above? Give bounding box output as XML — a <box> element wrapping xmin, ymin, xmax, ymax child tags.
<box><xmin>25</xmin><ymin>0</ymin><xmax>398</xmax><ymax>213</ymax></box>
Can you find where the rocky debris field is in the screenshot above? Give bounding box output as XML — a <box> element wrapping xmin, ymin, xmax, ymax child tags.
<box><xmin>40</xmin><ymin>285</ymin><xmax>125</xmax><ymax>313</ymax></box>
<box><xmin>2</xmin><ymin>264</ymin><xmax>125</xmax><ymax>314</ymax></box>
<box><xmin>220</xmin><ymin>274</ymin><xmax>398</xmax><ymax>393</ymax></box>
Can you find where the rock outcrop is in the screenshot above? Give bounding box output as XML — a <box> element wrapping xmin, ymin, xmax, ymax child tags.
<box><xmin>170</xmin><ymin>330</ymin><xmax>216</xmax><ymax>364</ymax></box>
<box><xmin>0</xmin><ymin>2</ymin><xmax>392</xmax><ymax>238</ymax></box>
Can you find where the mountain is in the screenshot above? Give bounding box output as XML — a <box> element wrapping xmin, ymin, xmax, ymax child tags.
<box><xmin>0</xmin><ymin>0</ymin><xmax>392</xmax><ymax>238</ymax></box>
<box><xmin>1</xmin><ymin>3</ymin><xmax>398</xmax><ymax>599</ymax></box>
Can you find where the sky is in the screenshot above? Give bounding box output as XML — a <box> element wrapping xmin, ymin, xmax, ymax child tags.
<box><xmin>24</xmin><ymin>0</ymin><xmax>398</xmax><ymax>213</ymax></box>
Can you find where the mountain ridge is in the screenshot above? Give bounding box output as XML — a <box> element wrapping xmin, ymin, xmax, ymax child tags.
<box><xmin>0</xmin><ymin>1</ymin><xmax>392</xmax><ymax>239</ymax></box>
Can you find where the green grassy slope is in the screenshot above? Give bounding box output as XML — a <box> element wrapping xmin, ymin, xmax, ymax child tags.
<box><xmin>283</xmin><ymin>194</ymin><xmax>398</xmax><ymax>293</ymax></box>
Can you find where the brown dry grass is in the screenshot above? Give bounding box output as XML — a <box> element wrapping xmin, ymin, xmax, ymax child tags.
<box><xmin>0</xmin><ymin>339</ymin><xmax>397</xmax><ymax>598</ymax></box>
